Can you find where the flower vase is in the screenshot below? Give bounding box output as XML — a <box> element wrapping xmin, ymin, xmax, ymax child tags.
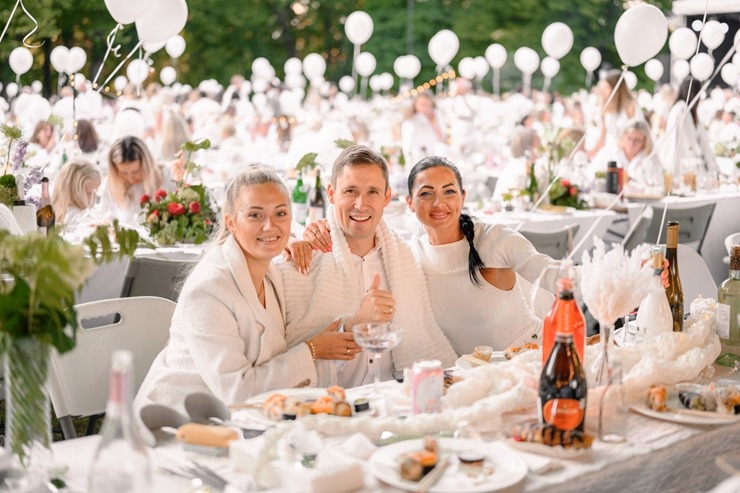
<box><xmin>595</xmin><ymin>322</ymin><xmax>614</xmax><ymax>386</ymax></box>
<box><xmin>4</xmin><ymin>337</ymin><xmax>53</xmax><ymax>476</ymax></box>
<box><xmin>595</xmin><ymin>322</ymin><xmax>627</xmax><ymax>443</ymax></box>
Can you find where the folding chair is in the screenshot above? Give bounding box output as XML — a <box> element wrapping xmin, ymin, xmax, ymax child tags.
<box><xmin>645</xmin><ymin>203</ymin><xmax>716</xmax><ymax>251</ymax></box>
<box><xmin>520</xmin><ymin>224</ymin><xmax>580</xmax><ymax>260</ymax></box>
<box><xmin>120</xmin><ymin>252</ymin><xmax>200</xmax><ymax>302</ymax></box>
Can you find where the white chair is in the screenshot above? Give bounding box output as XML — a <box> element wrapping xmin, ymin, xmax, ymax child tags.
<box><xmin>47</xmin><ymin>296</ymin><xmax>176</xmax><ymax>439</ymax></box>
<box><xmin>645</xmin><ymin>203</ymin><xmax>716</xmax><ymax>251</ymax></box>
<box><xmin>621</xmin><ymin>206</ymin><xmax>653</xmax><ymax>253</ymax></box>
<box><xmin>519</xmin><ymin>224</ymin><xmax>580</xmax><ymax>260</ymax></box>
<box><xmin>120</xmin><ymin>252</ymin><xmax>200</xmax><ymax>302</ymax></box>
<box><xmin>678</xmin><ymin>244</ymin><xmax>718</xmax><ymax>314</ymax></box>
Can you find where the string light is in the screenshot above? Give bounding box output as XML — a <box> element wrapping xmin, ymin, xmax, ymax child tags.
<box><xmin>391</xmin><ymin>69</ymin><xmax>456</xmax><ymax>103</ymax></box>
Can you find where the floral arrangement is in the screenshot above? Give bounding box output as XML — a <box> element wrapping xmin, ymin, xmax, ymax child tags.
<box><xmin>548</xmin><ymin>178</ymin><xmax>588</xmax><ymax>209</ymax></box>
<box><xmin>140</xmin><ymin>139</ymin><xmax>216</xmax><ymax>245</ymax></box>
<box><xmin>1</xmin><ymin>123</ymin><xmax>41</xmax><ymax>207</ymax></box>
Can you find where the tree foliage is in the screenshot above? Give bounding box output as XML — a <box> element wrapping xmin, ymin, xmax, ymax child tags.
<box><xmin>0</xmin><ymin>0</ymin><xmax>671</xmax><ymax>97</ymax></box>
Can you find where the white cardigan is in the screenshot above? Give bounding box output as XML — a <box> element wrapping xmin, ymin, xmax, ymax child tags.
<box><xmin>134</xmin><ymin>235</ymin><xmax>316</xmax><ymax>414</ymax></box>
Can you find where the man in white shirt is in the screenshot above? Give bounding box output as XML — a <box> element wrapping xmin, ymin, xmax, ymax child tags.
<box><xmin>279</xmin><ymin>145</ymin><xmax>457</xmax><ymax>388</ymax></box>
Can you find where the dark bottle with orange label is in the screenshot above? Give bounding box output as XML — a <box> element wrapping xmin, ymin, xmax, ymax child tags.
<box><xmin>538</xmin><ymin>331</ymin><xmax>587</xmax><ymax>433</ymax></box>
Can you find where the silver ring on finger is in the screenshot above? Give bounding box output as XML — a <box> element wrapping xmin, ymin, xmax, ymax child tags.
<box><xmin>345</xmin><ymin>347</ymin><xmax>351</xmax><ymax>355</ymax></box>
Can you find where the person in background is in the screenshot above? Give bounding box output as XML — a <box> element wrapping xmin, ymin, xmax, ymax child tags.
<box><xmin>159</xmin><ymin>111</ymin><xmax>190</xmax><ymax>161</ymax></box>
<box><xmin>26</xmin><ymin>120</ymin><xmax>56</xmax><ymax>171</ymax></box>
<box><xmin>279</xmin><ymin>145</ymin><xmax>457</xmax><ymax>388</ymax></box>
<box><xmin>615</xmin><ymin>119</ymin><xmax>664</xmax><ymax>190</ymax></box>
<box><xmin>588</xmin><ymin>69</ymin><xmax>642</xmax><ymax>159</ymax></box>
<box><xmin>401</xmin><ymin>92</ymin><xmax>448</xmax><ymax>167</ymax></box>
<box><xmin>51</xmin><ymin>158</ymin><xmax>102</xmax><ymax>230</ymax></box>
<box><xmin>493</xmin><ymin>126</ymin><xmax>540</xmax><ymax>200</ymax></box>
<box><xmin>99</xmin><ymin>136</ymin><xmax>163</xmax><ymax>227</ymax></box>
<box><xmin>135</xmin><ymin>167</ymin><xmax>353</xmax><ymax>414</ymax></box>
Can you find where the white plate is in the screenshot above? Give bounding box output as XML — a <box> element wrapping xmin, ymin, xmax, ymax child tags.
<box><xmin>506</xmin><ymin>437</ymin><xmax>590</xmax><ymax>459</ymax></box>
<box><xmin>238</xmin><ymin>388</ymin><xmax>358</xmax><ymax>427</ymax></box>
<box><xmin>630</xmin><ymin>404</ymin><xmax>740</xmax><ymax>426</ymax></box>
<box><xmin>455</xmin><ymin>352</ymin><xmax>507</xmax><ymax>370</ymax></box>
<box><xmin>367</xmin><ymin>438</ymin><xmax>527</xmax><ymax>493</ymax></box>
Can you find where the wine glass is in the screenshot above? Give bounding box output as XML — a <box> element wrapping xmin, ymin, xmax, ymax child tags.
<box><xmin>351</xmin><ymin>322</ymin><xmax>403</xmax><ymax>398</ymax></box>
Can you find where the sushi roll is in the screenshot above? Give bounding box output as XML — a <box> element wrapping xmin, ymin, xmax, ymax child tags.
<box><xmin>648</xmin><ymin>385</ymin><xmax>667</xmax><ymax>412</ymax></box>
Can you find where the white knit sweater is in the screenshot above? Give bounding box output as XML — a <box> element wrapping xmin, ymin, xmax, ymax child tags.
<box><xmin>278</xmin><ymin>206</ymin><xmax>458</xmax><ymax>386</ymax></box>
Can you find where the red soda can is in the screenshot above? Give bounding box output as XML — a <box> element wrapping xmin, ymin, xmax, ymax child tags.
<box><xmin>411</xmin><ymin>360</ymin><xmax>443</xmax><ymax>414</ymax></box>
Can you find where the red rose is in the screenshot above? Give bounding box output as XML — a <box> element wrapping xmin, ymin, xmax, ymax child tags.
<box><xmin>204</xmin><ymin>218</ymin><xmax>212</xmax><ymax>226</ymax></box>
<box><xmin>167</xmin><ymin>202</ymin><xmax>186</xmax><ymax>216</ymax></box>
<box><xmin>140</xmin><ymin>194</ymin><xmax>150</xmax><ymax>205</ymax></box>
<box><xmin>569</xmin><ymin>186</ymin><xmax>578</xmax><ymax>196</ymax></box>
<box><xmin>561</xmin><ymin>179</ymin><xmax>571</xmax><ymax>187</ymax></box>
<box><xmin>188</xmin><ymin>201</ymin><xmax>201</xmax><ymax>214</ymax></box>
<box><xmin>154</xmin><ymin>189</ymin><xmax>168</xmax><ymax>202</ymax></box>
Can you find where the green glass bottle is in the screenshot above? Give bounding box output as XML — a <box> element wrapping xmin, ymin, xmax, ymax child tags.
<box><xmin>292</xmin><ymin>172</ymin><xmax>308</xmax><ymax>226</ymax></box>
<box><xmin>717</xmin><ymin>245</ymin><xmax>740</xmax><ymax>365</ymax></box>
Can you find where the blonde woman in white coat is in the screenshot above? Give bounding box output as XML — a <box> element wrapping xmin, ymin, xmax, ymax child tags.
<box><xmin>135</xmin><ymin>167</ymin><xmax>358</xmax><ymax>414</ymax></box>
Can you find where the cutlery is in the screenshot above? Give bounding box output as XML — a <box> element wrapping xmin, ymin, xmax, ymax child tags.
<box><xmin>415</xmin><ymin>456</ymin><xmax>451</xmax><ymax>493</ymax></box>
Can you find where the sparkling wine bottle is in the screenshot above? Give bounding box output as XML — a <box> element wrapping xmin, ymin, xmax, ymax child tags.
<box><xmin>292</xmin><ymin>172</ymin><xmax>308</xmax><ymax>226</ymax></box>
<box><xmin>88</xmin><ymin>351</ymin><xmax>152</xmax><ymax>493</ymax></box>
<box><xmin>717</xmin><ymin>245</ymin><xmax>740</xmax><ymax>361</ymax></box>
<box><xmin>538</xmin><ymin>331</ymin><xmax>587</xmax><ymax>433</ymax></box>
<box><xmin>542</xmin><ymin>259</ymin><xmax>585</xmax><ymax>366</ymax></box>
<box><xmin>636</xmin><ymin>245</ymin><xmax>673</xmax><ymax>339</ymax></box>
<box><xmin>664</xmin><ymin>221</ymin><xmax>684</xmax><ymax>332</ymax></box>
<box><xmin>36</xmin><ymin>177</ymin><xmax>55</xmax><ymax>236</ymax></box>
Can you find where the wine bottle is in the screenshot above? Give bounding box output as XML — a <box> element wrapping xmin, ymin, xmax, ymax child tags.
<box><xmin>13</xmin><ymin>174</ymin><xmax>25</xmax><ymax>206</ymax></box>
<box><xmin>525</xmin><ymin>160</ymin><xmax>539</xmax><ymax>202</ymax></box>
<box><xmin>538</xmin><ymin>331</ymin><xmax>587</xmax><ymax>433</ymax></box>
<box><xmin>542</xmin><ymin>259</ymin><xmax>585</xmax><ymax>365</ymax></box>
<box><xmin>308</xmin><ymin>169</ymin><xmax>326</xmax><ymax>224</ymax></box>
<box><xmin>664</xmin><ymin>221</ymin><xmax>684</xmax><ymax>332</ymax></box>
<box><xmin>292</xmin><ymin>172</ymin><xmax>308</xmax><ymax>226</ymax></box>
<box><xmin>89</xmin><ymin>351</ymin><xmax>152</xmax><ymax>493</ymax></box>
<box><xmin>636</xmin><ymin>245</ymin><xmax>673</xmax><ymax>339</ymax></box>
<box><xmin>606</xmin><ymin>161</ymin><xmax>619</xmax><ymax>194</ymax></box>
<box><xmin>36</xmin><ymin>177</ymin><xmax>55</xmax><ymax>236</ymax></box>
<box><xmin>717</xmin><ymin>245</ymin><xmax>740</xmax><ymax>359</ymax></box>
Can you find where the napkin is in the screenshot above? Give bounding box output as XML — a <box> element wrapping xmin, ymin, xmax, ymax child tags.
<box><xmin>336</xmin><ymin>433</ymin><xmax>377</xmax><ymax>461</ymax></box>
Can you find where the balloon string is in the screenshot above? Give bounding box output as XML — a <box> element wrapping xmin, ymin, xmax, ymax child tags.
<box><xmin>92</xmin><ymin>23</ymin><xmax>122</xmax><ymax>89</ymax></box>
<box><xmin>0</xmin><ymin>0</ymin><xmax>20</xmax><ymax>45</ymax></box>
<box><xmin>19</xmin><ymin>0</ymin><xmax>41</xmax><ymax>48</ymax></box>
<box><xmin>566</xmin><ymin>188</ymin><xmax>625</xmax><ymax>261</ymax></box>
<box><xmin>96</xmin><ymin>40</ymin><xmax>142</xmax><ymax>94</ymax></box>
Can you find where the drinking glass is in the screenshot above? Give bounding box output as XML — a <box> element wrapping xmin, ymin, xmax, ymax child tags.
<box><xmin>351</xmin><ymin>323</ymin><xmax>403</xmax><ymax>398</ymax></box>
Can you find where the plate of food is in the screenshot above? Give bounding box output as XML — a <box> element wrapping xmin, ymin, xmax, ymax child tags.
<box><xmin>455</xmin><ymin>346</ymin><xmax>507</xmax><ymax>370</ymax></box>
<box><xmin>367</xmin><ymin>437</ymin><xmax>527</xmax><ymax>493</ymax></box>
<box><xmin>630</xmin><ymin>384</ymin><xmax>740</xmax><ymax>426</ymax></box>
<box><xmin>506</xmin><ymin>422</ymin><xmax>593</xmax><ymax>459</ymax></box>
<box><xmin>231</xmin><ymin>386</ymin><xmax>365</xmax><ymax>427</ymax></box>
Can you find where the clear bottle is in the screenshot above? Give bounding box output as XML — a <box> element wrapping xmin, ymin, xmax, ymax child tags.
<box><xmin>13</xmin><ymin>174</ymin><xmax>25</xmax><ymax>206</ymax></box>
<box><xmin>636</xmin><ymin>245</ymin><xmax>673</xmax><ymax>339</ymax></box>
<box><xmin>36</xmin><ymin>177</ymin><xmax>55</xmax><ymax>236</ymax></box>
<box><xmin>542</xmin><ymin>260</ymin><xmax>585</xmax><ymax>366</ymax></box>
<box><xmin>88</xmin><ymin>351</ymin><xmax>152</xmax><ymax>493</ymax></box>
<box><xmin>292</xmin><ymin>171</ymin><xmax>308</xmax><ymax>226</ymax></box>
<box><xmin>717</xmin><ymin>245</ymin><xmax>740</xmax><ymax>360</ymax></box>
<box><xmin>664</xmin><ymin>221</ymin><xmax>684</xmax><ymax>332</ymax></box>
<box><xmin>538</xmin><ymin>331</ymin><xmax>587</xmax><ymax>433</ymax></box>
<box><xmin>308</xmin><ymin>169</ymin><xmax>326</xmax><ymax>224</ymax></box>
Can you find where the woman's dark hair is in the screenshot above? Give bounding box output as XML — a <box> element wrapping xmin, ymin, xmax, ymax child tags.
<box><xmin>407</xmin><ymin>156</ymin><xmax>485</xmax><ymax>287</ymax></box>
<box><xmin>76</xmin><ymin>119</ymin><xmax>99</xmax><ymax>153</ymax></box>
<box><xmin>676</xmin><ymin>78</ymin><xmax>700</xmax><ymax>125</ymax></box>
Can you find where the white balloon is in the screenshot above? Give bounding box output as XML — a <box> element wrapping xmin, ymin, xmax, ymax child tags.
<box><xmin>126</xmin><ymin>59</ymin><xmax>150</xmax><ymax>84</ymax></box>
<box><xmin>393</xmin><ymin>55</ymin><xmax>421</xmax><ymax>79</ymax></box>
<box><xmin>6</xmin><ymin>82</ymin><xmax>18</xmax><ymax>98</ymax></box>
<box><xmin>541</xmin><ymin>22</ymin><xmax>573</xmax><ymax>60</ymax></box>
<box><xmin>692</xmin><ymin>20</ymin><xmax>703</xmax><ymax>32</ymax></box>
<box><xmin>50</xmin><ymin>46</ymin><xmax>69</xmax><ymax>73</ymax></box>
<box><xmin>285</xmin><ymin>74</ymin><xmax>306</xmax><ymax>89</ymax></box>
<box><xmin>160</xmin><ymin>66</ymin><xmax>176</xmax><ymax>85</ymax></box>
<box><xmin>379</xmin><ymin>72</ymin><xmax>394</xmax><ymax>91</ymax></box>
<box><xmin>252</xmin><ymin>93</ymin><xmax>267</xmax><ymax>109</ymax></box>
<box><xmin>540</xmin><ymin>56</ymin><xmax>560</xmax><ymax>78</ymax></box>
<box><xmin>672</xmin><ymin>59</ymin><xmax>690</xmax><ymax>81</ymax></box>
<box><xmin>73</xmin><ymin>73</ymin><xmax>87</xmax><ymax>88</ymax></box>
<box><xmin>474</xmin><ymin>56</ymin><xmax>489</xmax><ymax>78</ymax></box>
<box><xmin>303</xmin><ymin>53</ymin><xmax>326</xmax><ymax>79</ymax></box>
<box><xmin>690</xmin><ymin>52</ymin><xmax>714</xmax><ymax>81</ymax></box>
<box><xmin>136</xmin><ymin>0</ymin><xmax>187</xmax><ymax>44</ymax></box>
<box><xmin>369</xmin><ymin>75</ymin><xmax>382</xmax><ymax>93</ymax></box>
<box><xmin>721</xmin><ymin>63</ymin><xmax>738</xmax><ymax>86</ymax></box>
<box><xmin>9</xmin><ymin>47</ymin><xmax>33</xmax><ymax>76</ymax></box>
<box><xmin>66</xmin><ymin>47</ymin><xmax>87</xmax><ymax>73</ymax></box>
<box><xmin>165</xmin><ymin>35</ymin><xmax>186</xmax><ymax>58</ymax></box>
<box><xmin>345</xmin><ymin>11</ymin><xmax>373</xmax><ymax>45</ymax></box>
<box><xmin>644</xmin><ymin>59</ymin><xmax>664</xmax><ymax>81</ymax></box>
<box><xmin>143</xmin><ymin>41</ymin><xmax>165</xmax><ymax>54</ymax></box>
<box><xmin>669</xmin><ymin>28</ymin><xmax>698</xmax><ymax>61</ymax></box>
<box><xmin>338</xmin><ymin>75</ymin><xmax>355</xmax><ymax>94</ymax></box>
<box><xmin>31</xmin><ymin>80</ymin><xmax>42</xmax><ymax>93</ymax></box>
<box><xmin>614</xmin><ymin>4</ymin><xmax>667</xmax><ymax>67</ymax></box>
<box><xmin>701</xmin><ymin>20</ymin><xmax>725</xmax><ymax>50</ymax></box>
<box><xmin>284</xmin><ymin>57</ymin><xmax>302</xmax><ymax>76</ymax></box>
<box><xmin>710</xmin><ymin>87</ymin><xmax>726</xmax><ymax>105</ymax></box>
<box><xmin>514</xmin><ymin>47</ymin><xmax>540</xmax><ymax>75</ymax></box>
<box><xmin>355</xmin><ymin>52</ymin><xmax>376</xmax><ymax>77</ymax></box>
<box><xmin>485</xmin><ymin>43</ymin><xmax>507</xmax><ymax>69</ymax></box>
<box><xmin>624</xmin><ymin>70</ymin><xmax>637</xmax><ymax>89</ymax></box>
<box><xmin>580</xmin><ymin>47</ymin><xmax>601</xmax><ymax>72</ymax></box>
<box><xmin>114</xmin><ymin>75</ymin><xmax>128</xmax><ymax>92</ymax></box>
<box><xmin>458</xmin><ymin>57</ymin><xmax>476</xmax><ymax>79</ymax></box>
<box><xmin>428</xmin><ymin>29</ymin><xmax>460</xmax><ymax>67</ymax></box>
<box><xmin>104</xmin><ymin>0</ymin><xmax>152</xmax><ymax>25</ymax></box>
<box><xmin>252</xmin><ymin>57</ymin><xmax>273</xmax><ymax>79</ymax></box>
<box><xmin>252</xmin><ymin>78</ymin><xmax>268</xmax><ymax>93</ymax></box>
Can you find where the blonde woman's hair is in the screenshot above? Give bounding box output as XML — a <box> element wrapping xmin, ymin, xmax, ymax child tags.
<box><xmin>160</xmin><ymin>111</ymin><xmax>190</xmax><ymax>161</ymax></box>
<box><xmin>212</xmin><ymin>165</ymin><xmax>290</xmax><ymax>244</ymax></box>
<box><xmin>52</xmin><ymin>159</ymin><xmax>101</xmax><ymax>223</ymax></box>
<box><xmin>603</xmin><ymin>69</ymin><xmax>636</xmax><ymax>115</ymax></box>
<box><xmin>620</xmin><ymin>118</ymin><xmax>654</xmax><ymax>156</ymax></box>
<box><xmin>107</xmin><ymin>136</ymin><xmax>162</xmax><ymax>206</ymax></box>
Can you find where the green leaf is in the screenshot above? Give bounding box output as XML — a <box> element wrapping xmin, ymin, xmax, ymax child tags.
<box><xmin>295</xmin><ymin>152</ymin><xmax>319</xmax><ymax>172</ymax></box>
<box><xmin>334</xmin><ymin>138</ymin><xmax>356</xmax><ymax>149</ymax></box>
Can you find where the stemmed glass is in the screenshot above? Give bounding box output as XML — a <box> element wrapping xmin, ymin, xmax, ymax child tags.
<box><xmin>351</xmin><ymin>323</ymin><xmax>403</xmax><ymax>398</ymax></box>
